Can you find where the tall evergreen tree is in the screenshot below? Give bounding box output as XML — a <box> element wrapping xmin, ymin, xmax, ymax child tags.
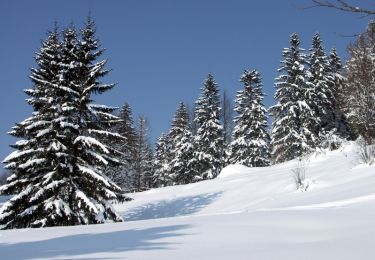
<box><xmin>0</xmin><ymin>20</ymin><xmax>128</xmax><ymax>229</ymax></box>
<box><xmin>153</xmin><ymin>133</ymin><xmax>172</xmax><ymax>187</ymax></box>
<box><xmin>307</xmin><ymin>33</ymin><xmax>335</xmax><ymax>139</ymax></box>
<box><xmin>193</xmin><ymin>74</ymin><xmax>224</xmax><ymax>180</ymax></box>
<box><xmin>327</xmin><ymin>48</ymin><xmax>351</xmax><ymax>140</ymax></box>
<box><xmin>169</xmin><ymin>102</ymin><xmax>196</xmax><ymax>184</ymax></box>
<box><xmin>228</xmin><ymin>70</ymin><xmax>270</xmax><ymax>167</ymax></box>
<box><xmin>270</xmin><ymin>33</ymin><xmax>318</xmax><ymax>163</ymax></box>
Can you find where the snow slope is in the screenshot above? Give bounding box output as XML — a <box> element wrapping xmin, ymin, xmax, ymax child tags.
<box><xmin>1</xmin><ymin>142</ymin><xmax>374</xmax><ymax>259</ymax></box>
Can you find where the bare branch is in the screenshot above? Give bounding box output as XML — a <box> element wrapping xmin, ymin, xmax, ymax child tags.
<box><xmin>305</xmin><ymin>0</ymin><xmax>375</xmax><ymax>15</ymax></box>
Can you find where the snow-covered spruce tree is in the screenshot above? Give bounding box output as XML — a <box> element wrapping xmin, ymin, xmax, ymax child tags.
<box><xmin>342</xmin><ymin>21</ymin><xmax>375</xmax><ymax>143</ymax></box>
<box><xmin>153</xmin><ymin>133</ymin><xmax>173</xmax><ymax>187</ymax></box>
<box><xmin>228</xmin><ymin>70</ymin><xmax>270</xmax><ymax>167</ymax></box>
<box><xmin>326</xmin><ymin>48</ymin><xmax>352</xmax><ymax>141</ymax></box>
<box><xmin>169</xmin><ymin>102</ymin><xmax>196</xmax><ymax>185</ymax></box>
<box><xmin>193</xmin><ymin>74</ymin><xmax>225</xmax><ymax>180</ymax></box>
<box><xmin>133</xmin><ymin>116</ymin><xmax>154</xmax><ymax>191</ymax></box>
<box><xmin>0</xmin><ymin>20</ymin><xmax>128</xmax><ymax>229</ymax></box>
<box><xmin>307</xmin><ymin>33</ymin><xmax>336</xmax><ymax>141</ymax></box>
<box><xmin>106</xmin><ymin>103</ymin><xmax>137</xmax><ymax>190</ymax></box>
<box><xmin>270</xmin><ymin>33</ymin><xmax>318</xmax><ymax>163</ymax></box>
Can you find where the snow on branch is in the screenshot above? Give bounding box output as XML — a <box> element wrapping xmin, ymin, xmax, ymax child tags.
<box><xmin>74</xmin><ymin>136</ymin><xmax>109</xmax><ymax>153</ymax></box>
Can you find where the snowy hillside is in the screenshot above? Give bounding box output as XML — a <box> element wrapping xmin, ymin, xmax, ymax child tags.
<box><xmin>1</xmin><ymin>142</ymin><xmax>375</xmax><ymax>260</ymax></box>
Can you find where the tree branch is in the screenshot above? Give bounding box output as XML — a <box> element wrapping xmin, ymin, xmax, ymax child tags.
<box><xmin>305</xmin><ymin>0</ymin><xmax>375</xmax><ymax>15</ymax></box>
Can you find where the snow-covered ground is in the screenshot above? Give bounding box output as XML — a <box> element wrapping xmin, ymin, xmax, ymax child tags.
<box><xmin>1</xmin><ymin>142</ymin><xmax>374</xmax><ymax>259</ymax></box>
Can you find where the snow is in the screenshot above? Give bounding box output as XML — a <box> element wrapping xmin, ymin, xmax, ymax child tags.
<box><xmin>0</xmin><ymin>142</ymin><xmax>375</xmax><ymax>259</ymax></box>
<box><xmin>74</xmin><ymin>136</ymin><xmax>109</xmax><ymax>153</ymax></box>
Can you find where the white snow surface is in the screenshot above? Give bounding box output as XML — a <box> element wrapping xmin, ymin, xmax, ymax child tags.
<box><xmin>1</xmin><ymin>142</ymin><xmax>375</xmax><ymax>259</ymax></box>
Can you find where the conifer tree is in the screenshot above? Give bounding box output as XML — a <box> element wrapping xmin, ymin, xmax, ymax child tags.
<box><xmin>193</xmin><ymin>74</ymin><xmax>224</xmax><ymax>180</ymax></box>
<box><xmin>133</xmin><ymin>116</ymin><xmax>154</xmax><ymax>191</ymax></box>
<box><xmin>169</xmin><ymin>102</ymin><xmax>196</xmax><ymax>184</ymax></box>
<box><xmin>0</xmin><ymin>19</ymin><xmax>128</xmax><ymax>229</ymax></box>
<box><xmin>328</xmin><ymin>48</ymin><xmax>351</xmax><ymax>140</ymax></box>
<box><xmin>153</xmin><ymin>133</ymin><xmax>172</xmax><ymax>187</ymax></box>
<box><xmin>106</xmin><ymin>103</ymin><xmax>137</xmax><ymax>190</ymax></box>
<box><xmin>307</xmin><ymin>33</ymin><xmax>335</xmax><ymax>139</ymax></box>
<box><xmin>270</xmin><ymin>33</ymin><xmax>318</xmax><ymax>163</ymax></box>
<box><xmin>228</xmin><ymin>70</ymin><xmax>270</xmax><ymax>167</ymax></box>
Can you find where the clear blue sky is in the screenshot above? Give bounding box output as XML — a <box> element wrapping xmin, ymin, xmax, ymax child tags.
<box><xmin>0</xmin><ymin>0</ymin><xmax>372</xmax><ymax>163</ymax></box>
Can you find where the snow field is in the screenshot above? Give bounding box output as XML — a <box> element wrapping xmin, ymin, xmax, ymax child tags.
<box><xmin>0</xmin><ymin>142</ymin><xmax>374</xmax><ymax>259</ymax></box>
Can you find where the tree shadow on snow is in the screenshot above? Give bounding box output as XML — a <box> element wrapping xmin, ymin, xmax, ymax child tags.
<box><xmin>123</xmin><ymin>192</ymin><xmax>223</xmax><ymax>221</ymax></box>
<box><xmin>0</xmin><ymin>224</ymin><xmax>190</xmax><ymax>260</ymax></box>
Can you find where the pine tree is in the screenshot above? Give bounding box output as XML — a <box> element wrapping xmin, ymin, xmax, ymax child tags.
<box><xmin>328</xmin><ymin>48</ymin><xmax>351</xmax><ymax>140</ymax></box>
<box><xmin>307</xmin><ymin>33</ymin><xmax>335</xmax><ymax>140</ymax></box>
<box><xmin>169</xmin><ymin>102</ymin><xmax>196</xmax><ymax>184</ymax></box>
<box><xmin>228</xmin><ymin>70</ymin><xmax>270</xmax><ymax>167</ymax></box>
<box><xmin>270</xmin><ymin>33</ymin><xmax>318</xmax><ymax>163</ymax></box>
<box><xmin>153</xmin><ymin>133</ymin><xmax>172</xmax><ymax>187</ymax></box>
<box><xmin>0</xmin><ymin>20</ymin><xmax>128</xmax><ymax>229</ymax></box>
<box><xmin>133</xmin><ymin>116</ymin><xmax>154</xmax><ymax>191</ymax></box>
<box><xmin>106</xmin><ymin>103</ymin><xmax>137</xmax><ymax>190</ymax></box>
<box><xmin>193</xmin><ymin>74</ymin><xmax>224</xmax><ymax>180</ymax></box>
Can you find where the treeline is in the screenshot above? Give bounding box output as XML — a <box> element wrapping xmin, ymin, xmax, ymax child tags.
<box><xmin>1</xmin><ymin>18</ymin><xmax>374</xmax><ymax>229</ymax></box>
<box><xmin>108</xmin><ymin>22</ymin><xmax>375</xmax><ymax>191</ymax></box>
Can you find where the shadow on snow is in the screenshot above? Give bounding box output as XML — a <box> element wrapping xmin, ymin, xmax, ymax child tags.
<box><xmin>123</xmin><ymin>192</ymin><xmax>223</xmax><ymax>221</ymax></box>
<box><xmin>0</xmin><ymin>224</ymin><xmax>191</xmax><ymax>260</ymax></box>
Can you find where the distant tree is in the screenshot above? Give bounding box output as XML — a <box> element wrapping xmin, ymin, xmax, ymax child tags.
<box><xmin>228</xmin><ymin>70</ymin><xmax>270</xmax><ymax>167</ymax></box>
<box><xmin>270</xmin><ymin>33</ymin><xmax>318</xmax><ymax>163</ymax></box>
<box><xmin>169</xmin><ymin>102</ymin><xmax>196</xmax><ymax>184</ymax></box>
<box><xmin>341</xmin><ymin>21</ymin><xmax>375</xmax><ymax>143</ymax></box>
<box><xmin>133</xmin><ymin>116</ymin><xmax>154</xmax><ymax>191</ymax></box>
<box><xmin>186</xmin><ymin>103</ymin><xmax>198</xmax><ymax>135</ymax></box>
<box><xmin>0</xmin><ymin>19</ymin><xmax>128</xmax><ymax>229</ymax></box>
<box><xmin>221</xmin><ymin>90</ymin><xmax>234</xmax><ymax>145</ymax></box>
<box><xmin>193</xmin><ymin>74</ymin><xmax>225</xmax><ymax>180</ymax></box>
<box><xmin>106</xmin><ymin>102</ymin><xmax>137</xmax><ymax>190</ymax></box>
<box><xmin>153</xmin><ymin>133</ymin><xmax>172</xmax><ymax>187</ymax></box>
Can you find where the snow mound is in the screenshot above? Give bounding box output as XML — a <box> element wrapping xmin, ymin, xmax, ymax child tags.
<box><xmin>216</xmin><ymin>164</ymin><xmax>254</xmax><ymax>178</ymax></box>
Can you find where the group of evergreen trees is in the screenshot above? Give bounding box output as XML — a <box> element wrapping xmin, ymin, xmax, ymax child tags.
<box><xmin>2</xmin><ymin>17</ymin><xmax>375</xmax><ymax>229</ymax></box>
<box><xmin>148</xmin><ymin>72</ymin><xmax>270</xmax><ymax>188</ymax></box>
<box><xmin>271</xmin><ymin>32</ymin><xmax>350</xmax><ymax>163</ymax></box>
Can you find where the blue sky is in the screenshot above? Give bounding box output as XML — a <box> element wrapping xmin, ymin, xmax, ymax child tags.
<box><xmin>0</xmin><ymin>0</ymin><xmax>372</xmax><ymax>163</ymax></box>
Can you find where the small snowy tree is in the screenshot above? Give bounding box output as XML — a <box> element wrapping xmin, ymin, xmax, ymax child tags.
<box><xmin>133</xmin><ymin>116</ymin><xmax>154</xmax><ymax>191</ymax></box>
<box><xmin>169</xmin><ymin>102</ymin><xmax>196</xmax><ymax>184</ymax></box>
<box><xmin>193</xmin><ymin>74</ymin><xmax>225</xmax><ymax>180</ymax></box>
<box><xmin>228</xmin><ymin>70</ymin><xmax>270</xmax><ymax>167</ymax></box>
<box><xmin>153</xmin><ymin>133</ymin><xmax>172</xmax><ymax>187</ymax></box>
<box><xmin>0</xmin><ymin>19</ymin><xmax>128</xmax><ymax>229</ymax></box>
<box><xmin>270</xmin><ymin>33</ymin><xmax>318</xmax><ymax>163</ymax></box>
